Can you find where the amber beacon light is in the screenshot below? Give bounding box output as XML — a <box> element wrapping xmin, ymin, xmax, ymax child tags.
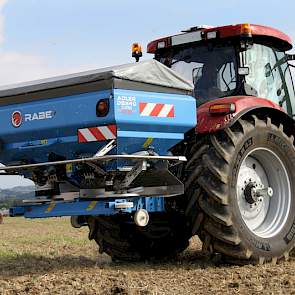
<box><xmin>240</xmin><ymin>23</ymin><xmax>252</xmax><ymax>37</ymax></box>
<box><xmin>132</xmin><ymin>43</ymin><xmax>143</xmax><ymax>62</ymax></box>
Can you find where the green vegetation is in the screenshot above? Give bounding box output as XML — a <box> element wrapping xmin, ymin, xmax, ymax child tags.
<box><xmin>0</xmin><ymin>197</ymin><xmax>20</xmax><ymax>209</ymax></box>
<box><xmin>0</xmin><ymin>186</ymin><xmax>34</xmax><ymax>209</ymax></box>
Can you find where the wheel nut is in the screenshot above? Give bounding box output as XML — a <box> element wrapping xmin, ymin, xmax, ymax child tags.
<box><xmin>268</xmin><ymin>187</ymin><xmax>273</xmax><ymax>197</ymax></box>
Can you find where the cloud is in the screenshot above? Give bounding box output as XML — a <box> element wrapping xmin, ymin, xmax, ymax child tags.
<box><xmin>0</xmin><ymin>50</ymin><xmax>92</xmax><ymax>86</ymax></box>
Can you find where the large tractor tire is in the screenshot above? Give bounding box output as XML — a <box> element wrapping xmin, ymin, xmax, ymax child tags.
<box><xmin>185</xmin><ymin>115</ymin><xmax>295</xmax><ymax>264</ymax></box>
<box><xmin>87</xmin><ymin>212</ymin><xmax>190</xmax><ymax>262</ymax></box>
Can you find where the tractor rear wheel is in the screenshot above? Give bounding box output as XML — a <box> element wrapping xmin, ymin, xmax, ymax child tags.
<box><xmin>87</xmin><ymin>212</ymin><xmax>190</xmax><ymax>262</ymax></box>
<box><xmin>185</xmin><ymin>115</ymin><xmax>295</xmax><ymax>264</ymax></box>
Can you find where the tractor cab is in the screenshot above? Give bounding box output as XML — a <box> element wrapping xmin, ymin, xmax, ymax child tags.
<box><xmin>147</xmin><ymin>24</ymin><xmax>295</xmax><ymax>116</ymax></box>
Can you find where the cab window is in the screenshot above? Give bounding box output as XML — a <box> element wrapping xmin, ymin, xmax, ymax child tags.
<box><xmin>241</xmin><ymin>44</ymin><xmax>295</xmax><ymax>115</ymax></box>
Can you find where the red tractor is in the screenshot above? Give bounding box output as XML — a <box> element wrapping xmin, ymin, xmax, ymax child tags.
<box><xmin>89</xmin><ymin>24</ymin><xmax>295</xmax><ymax>265</ymax></box>
<box><xmin>148</xmin><ymin>23</ymin><xmax>295</xmax><ymax>263</ymax></box>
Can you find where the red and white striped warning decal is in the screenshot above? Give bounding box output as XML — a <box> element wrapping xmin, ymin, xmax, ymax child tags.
<box><xmin>139</xmin><ymin>102</ymin><xmax>174</xmax><ymax>118</ymax></box>
<box><xmin>78</xmin><ymin>125</ymin><xmax>117</xmax><ymax>143</ymax></box>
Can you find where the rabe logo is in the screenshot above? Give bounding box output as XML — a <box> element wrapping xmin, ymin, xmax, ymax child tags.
<box><xmin>11</xmin><ymin>111</ymin><xmax>22</xmax><ymax>128</ymax></box>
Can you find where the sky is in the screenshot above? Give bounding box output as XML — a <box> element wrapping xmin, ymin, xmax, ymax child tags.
<box><xmin>0</xmin><ymin>0</ymin><xmax>295</xmax><ymax>188</ymax></box>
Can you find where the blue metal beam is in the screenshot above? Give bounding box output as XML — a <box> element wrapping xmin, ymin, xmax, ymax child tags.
<box><xmin>10</xmin><ymin>197</ymin><xmax>165</xmax><ymax>219</ymax></box>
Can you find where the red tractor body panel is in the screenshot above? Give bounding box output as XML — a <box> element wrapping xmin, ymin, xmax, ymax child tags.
<box><xmin>196</xmin><ymin>96</ymin><xmax>285</xmax><ymax>134</ymax></box>
<box><xmin>147</xmin><ymin>24</ymin><xmax>292</xmax><ymax>53</ymax></box>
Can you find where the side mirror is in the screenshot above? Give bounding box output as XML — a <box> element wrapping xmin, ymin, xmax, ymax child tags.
<box><xmin>132</xmin><ymin>43</ymin><xmax>143</xmax><ymax>62</ymax></box>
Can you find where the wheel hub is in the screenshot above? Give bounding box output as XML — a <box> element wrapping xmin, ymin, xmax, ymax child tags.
<box><xmin>244</xmin><ymin>182</ymin><xmax>273</xmax><ymax>205</ymax></box>
<box><xmin>236</xmin><ymin>147</ymin><xmax>291</xmax><ymax>238</ymax></box>
<box><xmin>244</xmin><ymin>182</ymin><xmax>258</xmax><ymax>204</ymax></box>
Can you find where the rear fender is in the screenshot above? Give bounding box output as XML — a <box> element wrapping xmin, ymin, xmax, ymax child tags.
<box><xmin>196</xmin><ymin>96</ymin><xmax>291</xmax><ymax>133</ymax></box>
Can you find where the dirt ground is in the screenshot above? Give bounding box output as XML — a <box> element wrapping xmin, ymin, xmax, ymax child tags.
<box><xmin>0</xmin><ymin>217</ymin><xmax>294</xmax><ymax>295</ymax></box>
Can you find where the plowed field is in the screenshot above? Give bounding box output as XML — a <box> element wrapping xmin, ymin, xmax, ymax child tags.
<box><xmin>0</xmin><ymin>218</ymin><xmax>294</xmax><ymax>294</ymax></box>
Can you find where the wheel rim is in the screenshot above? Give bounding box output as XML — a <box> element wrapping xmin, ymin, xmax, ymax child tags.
<box><xmin>236</xmin><ymin>147</ymin><xmax>291</xmax><ymax>238</ymax></box>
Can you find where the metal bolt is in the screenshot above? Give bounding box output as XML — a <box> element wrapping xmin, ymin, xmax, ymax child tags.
<box><xmin>256</xmin><ymin>187</ymin><xmax>273</xmax><ymax>198</ymax></box>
